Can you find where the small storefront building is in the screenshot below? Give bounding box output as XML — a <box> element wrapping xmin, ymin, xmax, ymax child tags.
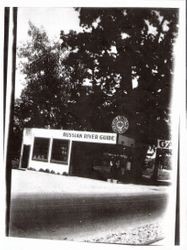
<box><xmin>19</xmin><ymin>128</ymin><xmax>135</xmax><ymax>181</ymax></box>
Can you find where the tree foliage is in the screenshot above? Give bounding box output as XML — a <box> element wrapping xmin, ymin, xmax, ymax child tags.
<box><xmin>14</xmin><ymin>9</ymin><xmax>178</xmax><ymax>180</ymax></box>
<box><xmin>60</xmin><ymin>8</ymin><xmax>178</xmax><ymax>143</ymax></box>
<box><xmin>15</xmin><ymin>22</ymin><xmax>84</xmax><ymax>131</ymax></box>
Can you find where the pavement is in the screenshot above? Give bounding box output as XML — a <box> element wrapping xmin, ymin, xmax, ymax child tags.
<box><xmin>10</xmin><ymin>169</ymin><xmax>169</xmax><ymax>196</ymax></box>
<box><xmin>8</xmin><ymin>169</ymin><xmax>173</xmax><ymax>245</ymax></box>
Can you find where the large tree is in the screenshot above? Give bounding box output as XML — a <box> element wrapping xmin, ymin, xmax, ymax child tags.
<box><xmin>61</xmin><ymin>8</ymin><xmax>178</xmax><ymax>138</ymax></box>
<box><xmin>13</xmin><ymin>22</ymin><xmax>82</xmax><ymax>158</ymax></box>
<box><xmin>60</xmin><ymin>8</ymin><xmax>178</xmax><ymax>180</ymax></box>
<box><xmin>15</xmin><ymin>9</ymin><xmax>178</xmax><ymax>180</ymax></box>
<box><xmin>15</xmin><ymin>22</ymin><xmax>86</xmax><ymax>131</ymax></box>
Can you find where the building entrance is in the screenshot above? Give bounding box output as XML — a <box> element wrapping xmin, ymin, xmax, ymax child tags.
<box><xmin>21</xmin><ymin>145</ymin><xmax>30</xmax><ymax>169</ymax></box>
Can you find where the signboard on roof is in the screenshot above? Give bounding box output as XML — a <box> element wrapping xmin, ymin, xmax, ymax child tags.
<box><xmin>62</xmin><ymin>131</ymin><xmax>117</xmax><ymax>144</ymax></box>
<box><xmin>112</xmin><ymin>116</ymin><xmax>129</xmax><ymax>134</ymax></box>
<box><xmin>26</xmin><ymin>128</ymin><xmax>117</xmax><ymax>145</ymax></box>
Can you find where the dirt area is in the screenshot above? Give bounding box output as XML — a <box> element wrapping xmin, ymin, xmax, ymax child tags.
<box><xmin>82</xmin><ymin>222</ymin><xmax>164</xmax><ymax>245</ymax></box>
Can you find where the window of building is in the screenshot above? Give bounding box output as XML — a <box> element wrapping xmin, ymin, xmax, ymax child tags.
<box><xmin>32</xmin><ymin>137</ymin><xmax>50</xmax><ymax>162</ymax></box>
<box><xmin>51</xmin><ymin>139</ymin><xmax>69</xmax><ymax>164</ymax></box>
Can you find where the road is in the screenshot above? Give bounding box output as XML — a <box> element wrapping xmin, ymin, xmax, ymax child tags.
<box><xmin>9</xmin><ymin>170</ymin><xmax>169</xmax><ymax>242</ymax></box>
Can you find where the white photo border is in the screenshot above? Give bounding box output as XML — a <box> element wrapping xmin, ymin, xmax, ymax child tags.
<box><xmin>1</xmin><ymin>0</ymin><xmax>186</xmax><ymax>249</ymax></box>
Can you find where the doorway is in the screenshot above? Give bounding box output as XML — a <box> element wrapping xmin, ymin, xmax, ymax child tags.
<box><xmin>21</xmin><ymin>145</ymin><xmax>30</xmax><ymax>169</ymax></box>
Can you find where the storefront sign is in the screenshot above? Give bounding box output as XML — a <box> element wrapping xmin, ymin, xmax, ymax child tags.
<box><xmin>29</xmin><ymin>128</ymin><xmax>117</xmax><ymax>144</ymax></box>
<box><xmin>62</xmin><ymin>131</ymin><xmax>117</xmax><ymax>144</ymax></box>
<box><xmin>157</xmin><ymin>139</ymin><xmax>172</xmax><ymax>150</ymax></box>
<box><xmin>112</xmin><ymin>116</ymin><xmax>129</xmax><ymax>134</ymax></box>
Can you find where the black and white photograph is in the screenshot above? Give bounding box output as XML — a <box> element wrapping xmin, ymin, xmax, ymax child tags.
<box><xmin>1</xmin><ymin>0</ymin><xmax>186</xmax><ymax>249</ymax></box>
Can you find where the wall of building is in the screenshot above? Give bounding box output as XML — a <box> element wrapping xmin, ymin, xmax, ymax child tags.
<box><xmin>19</xmin><ymin>128</ymin><xmax>136</xmax><ymax>178</ymax></box>
<box><xmin>19</xmin><ymin>128</ymin><xmax>73</xmax><ymax>174</ymax></box>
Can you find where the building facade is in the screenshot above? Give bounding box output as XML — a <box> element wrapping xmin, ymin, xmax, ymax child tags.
<box><xmin>19</xmin><ymin>128</ymin><xmax>135</xmax><ymax>180</ymax></box>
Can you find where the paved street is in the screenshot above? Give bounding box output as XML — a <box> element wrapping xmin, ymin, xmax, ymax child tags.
<box><xmin>9</xmin><ymin>170</ymin><xmax>169</xmax><ymax>243</ymax></box>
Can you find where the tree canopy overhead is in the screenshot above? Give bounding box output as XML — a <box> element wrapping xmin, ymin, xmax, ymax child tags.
<box><xmin>15</xmin><ymin>8</ymin><xmax>178</xmax><ymax>145</ymax></box>
<box><xmin>60</xmin><ymin>8</ymin><xmax>178</xmax><ymax>142</ymax></box>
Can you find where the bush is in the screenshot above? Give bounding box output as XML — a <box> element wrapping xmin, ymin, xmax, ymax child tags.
<box><xmin>62</xmin><ymin>172</ymin><xmax>68</xmax><ymax>176</ymax></box>
<box><xmin>28</xmin><ymin>167</ymin><xmax>36</xmax><ymax>171</ymax></box>
<box><xmin>11</xmin><ymin>159</ymin><xmax>19</xmax><ymax>169</ymax></box>
<box><xmin>39</xmin><ymin>168</ymin><xmax>45</xmax><ymax>172</ymax></box>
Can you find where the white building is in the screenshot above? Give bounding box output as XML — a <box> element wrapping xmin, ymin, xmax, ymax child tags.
<box><xmin>19</xmin><ymin>128</ymin><xmax>135</xmax><ymax>179</ymax></box>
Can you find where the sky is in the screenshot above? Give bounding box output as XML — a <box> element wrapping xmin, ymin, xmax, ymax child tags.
<box><xmin>17</xmin><ymin>7</ymin><xmax>82</xmax><ymax>43</ymax></box>
<box><xmin>16</xmin><ymin>7</ymin><xmax>82</xmax><ymax>98</ymax></box>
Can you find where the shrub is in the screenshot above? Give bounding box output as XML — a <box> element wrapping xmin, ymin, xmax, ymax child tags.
<box><xmin>39</xmin><ymin>168</ymin><xmax>45</xmax><ymax>172</ymax></box>
<box><xmin>28</xmin><ymin>167</ymin><xmax>36</xmax><ymax>171</ymax></box>
<box><xmin>62</xmin><ymin>172</ymin><xmax>68</xmax><ymax>176</ymax></box>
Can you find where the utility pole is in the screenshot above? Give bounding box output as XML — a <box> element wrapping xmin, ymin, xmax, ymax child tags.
<box><xmin>4</xmin><ymin>7</ymin><xmax>18</xmax><ymax>236</ymax></box>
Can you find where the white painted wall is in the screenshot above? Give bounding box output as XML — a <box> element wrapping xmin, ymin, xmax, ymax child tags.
<box><xmin>20</xmin><ymin>128</ymin><xmax>72</xmax><ymax>174</ymax></box>
<box><xmin>19</xmin><ymin>128</ymin><xmax>118</xmax><ymax>175</ymax></box>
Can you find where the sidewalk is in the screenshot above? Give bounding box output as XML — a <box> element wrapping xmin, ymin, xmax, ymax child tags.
<box><xmin>11</xmin><ymin>169</ymin><xmax>169</xmax><ymax>196</ymax></box>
